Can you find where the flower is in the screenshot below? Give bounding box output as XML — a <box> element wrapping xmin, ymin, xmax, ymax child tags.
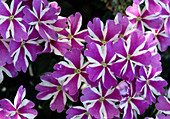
<box><xmin>133</xmin><ymin>0</ymin><xmax>169</xmax><ymax>14</ymax></box>
<box><xmin>35</xmin><ymin>72</ymin><xmax>78</xmax><ymax>112</ymax></box>
<box><xmin>120</xmin><ymin>81</ymin><xmax>149</xmax><ymax>119</ymax></box>
<box><xmin>136</xmin><ymin>66</ymin><xmax>168</xmax><ymax>104</ymax></box>
<box><xmin>23</xmin><ymin>0</ymin><xmax>59</xmax><ymax>41</ymax></box>
<box><xmin>85</xmin><ymin>17</ymin><xmax>121</xmax><ymax>45</ymax></box>
<box><xmin>80</xmin><ymin>82</ymin><xmax>121</xmax><ymax>119</ymax></box>
<box><xmin>84</xmin><ymin>41</ymin><xmax>117</xmax><ymax>89</ymax></box>
<box><xmin>0</xmin><ymin>85</ymin><xmax>37</xmax><ymax>119</ymax></box>
<box><xmin>0</xmin><ymin>0</ymin><xmax>28</xmax><ymax>41</ymax></box>
<box><xmin>9</xmin><ymin>27</ymin><xmax>42</xmax><ymax>72</ymax></box>
<box><xmin>110</xmin><ymin>31</ymin><xmax>152</xmax><ymax>81</ymax></box>
<box><xmin>52</xmin><ymin>48</ymin><xmax>97</xmax><ymax>95</ymax></box>
<box><xmin>126</xmin><ymin>4</ymin><xmax>162</xmax><ymax>33</ymax></box>
<box><xmin>58</xmin><ymin>12</ymin><xmax>88</xmax><ymax>50</ymax></box>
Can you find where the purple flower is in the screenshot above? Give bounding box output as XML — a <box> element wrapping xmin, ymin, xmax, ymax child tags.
<box><xmin>84</xmin><ymin>41</ymin><xmax>117</xmax><ymax>89</ymax></box>
<box><xmin>120</xmin><ymin>81</ymin><xmax>149</xmax><ymax>119</ymax></box>
<box><xmin>126</xmin><ymin>4</ymin><xmax>162</xmax><ymax>32</ymax></box>
<box><xmin>136</xmin><ymin>66</ymin><xmax>168</xmax><ymax>104</ymax></box>
<box><xmin>66</xmin><ymin>105</ymin><xmax>95</xmax><ymax>119</ymax></box>
<box><xmin>80</xmin><ymin>82</ymin><xmax>121</xmax><ymax>119</ymax></box>
<box><xmin>23</xmin><ymin>0</ymin><xmax>59</xmax><ymax>41</ymax></box>
<box><xmin>0</xmin><ymin>63</ymin><xmax>18</xmax><ymax>83</ymax></box>
<box><xmin>9</xmin><ymin>27</ymin><xmax>42</xmax><ymax>72</ymax></box>
<box><xmin>133</xmin><ymin>0</ymin><xmax>169</xmax><ymax>13</ymax></box>
<box><xmin>110</xmin><ymin>31</ymin><xmax>152</xmax><ymax>81</ymax></box>
<box><xmin>0</xmin><ymin>0</ymin><xmax>28</xmax><ymax>41</ymax></box>
<box><xmin>52</xmin><ymin>48</ymin><xmax>97</xmax><ymax>95</ymax></box>
<box><xmin>0</xmin><ymin>85</ymin><xmax>37</xmax><ymax>119</ymax></box>
<box><xmin>155</xmin><ymin>95</ymin><xmax>170</xmax><ymax>115</ymax></box>
<box><xmin>35</xmin><ymin>72</ymin><xmax>78</xmax><ymax>112</ymax></box>
<box><xmin>58</xmin><ymin>12</ymin><xmax>88</xmax><ymax>50</ymax></box>
<box><xmin>85</xmin><ymin>17</ymin><xmax>121</xmax><ymax>45</ymax></box>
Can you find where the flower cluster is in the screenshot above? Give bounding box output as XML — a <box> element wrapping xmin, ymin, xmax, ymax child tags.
<box><xmin>0</xmin><ymin>0</ymin><xmax>169</xmax><ymax>119</ymax></box>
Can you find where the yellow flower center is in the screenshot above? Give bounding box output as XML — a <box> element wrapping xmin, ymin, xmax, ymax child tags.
<box><xmin>8</xmin><ymin>15</ymin><xmax>14</xmax><ymax>21</ymax></box>
<box><xmin>75</xmin><ymin>69</ymin><xmax>81</xmax><ymax>74</ymax></box>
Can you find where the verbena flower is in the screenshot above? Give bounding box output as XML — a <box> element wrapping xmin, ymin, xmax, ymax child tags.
<box><xmin>120</xmin><ymin>81</ymin><xmax>149</xmax><ymax>119</ymax></box>
<box><xmin>136</xmin><ymin>66</ymin><xmax>168</xmax><ymax>104</ymax></box>
<box><xmin>126</xmin><ymin>4</ymin><xmax>162</xmax><ymax>33</ymax></box>
<box><xmin>66</xmin><ymin>105</ymin><xmax>95</xmax><ymax>119</ymax></box>
<box><xmin>0</xmin><ymin>85</ymin><xmax>37</xmax><ymax>119</ymax></box>
<box><xmin>80</xmin><ymin>82</ymin><xmax>121</xmax><ymax>119</ymax></box>
<box><xmin>23</xmin><ymin>0</ymin><xmax>59</xmax><ymax>41</ymax></box>
<box><xmin>52</xmin><ymin>48</ymin><xmax>97</xmax><ymax>95</ymax></box>
<box><xmin>9</xmin><ymin>27</ymin><xmax>42</xmax><ymax>72</ymax></box>
<box><xmin>58</xmin><ymin>12</ymin><xmax>88</xmax><ymax>50</ymax></box>
<box><xmin>110</xmin><ymin>31</ymin><xmax>152</xmax><ymax>81</ymax></box>
<box><xmin>133</xmin><ymin>0</ymin><xmax>169</xmax><ymax>13</ymax></box>
<box><xmin>0</xmin><ymin>0</ymin><xmax>28</xmax><ymax>41</ymax></box>
<box><xmin>84</xmin><ymin>41</ymin><xmax>117</xmax><ymax>89</ymax></box>
<box><xmin>85</xmin><ymin>17</ymin><xmax>121</xmax><ymax>45</ymax></box>
<box><xmin>146</xmin><ymin>23</ymin><xmax>170</xmax><ymax>52</ymax></box>
<box><xmin>0</xmin><ymin>63</ymin><xmax>18</xmax><ymax>83</ymax></box>
<box><xmin>35</xmin><ymin>72</ymin><xmax>78</xmax><ymax>113</ymax></box>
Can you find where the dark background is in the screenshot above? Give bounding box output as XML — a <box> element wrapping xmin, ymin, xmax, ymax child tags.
<box><xmin>0</xmin><ymin>0</ymin><xmax>170</xmax><ymax>119</ymax></box>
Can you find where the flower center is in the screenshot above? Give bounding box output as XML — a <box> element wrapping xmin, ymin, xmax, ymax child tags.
<box><xmin>101</xmin><ymin>61</ymin><xmax>107</xmax><ymax>68</ymax></box>
<box><xmin>38</xmin><ymin>19</ymin><xmax>41</xmax><ymax>24</ymax></box>
<box><xmin>85</xmin><ymin>112</ymin><xmax>90</xmax><ymax>115</ymax></box>
<box><xmin>99</xmin><ymin>97</ymin><xmax>105</xmax><ymax>102</ymax></box>
<box><xmin>119</xmin><ymin>34</ymin><xmax>124</xmax><ymax>38</ymax></box>
<box><xmin>128</xmin><ymin>97</ymin><xmax>131</xmax><ymax>102</ymax></box>
<box><xmin>68</xmin><ymin>34</ymin><xmax>73</xmax><ymax>39</ymax></box>
<box><xmin>21</xmin><ymin>41</ymin><xmax>26</xmax><ymax>47</ymax></box>
<box><xmin>101</xmin><ymin>39</ymin><xmax>107</xmax><ymax>45</ymax></box>
<box><xmin>57</xmin><ymin>86</ymin><xmax>62</xmax><ymax>91</ymax></box>
<box><xmin>146</xmin><ymin>79</ymin><xmax>150</xmax><ymax>84</ymax></box>
<box><xmin>126</xmin><ymin>54</ymin><xmax>131</xmax><ymax>60</ymax></box>
<box><xmin>75</xmin><ymin>69</ymin><xmax>81</xmax><ymax>74</ymax></box>
<box><xmin>136</xmin><ymin>17</ymin><xmax>142</xmax><ymax>21</ymax></box>
<box><xmin>8</xmin><ymin>15</ymin><xmax>14</xmax><ymax>21</ymax></box>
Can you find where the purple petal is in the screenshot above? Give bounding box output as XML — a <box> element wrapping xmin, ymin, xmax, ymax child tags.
<box><xmin>87</xmin><ymin>18</ymin><xmax>104</xmax><ymax>40</ymax></box>
<box><xmin>155</xmin><ymin>96</ymin><xmax>170</xmax><ymax>114</ymax></box>
<box><xmin>105</xmin><ymin>41</ymin><xmax>115</xmax><ymax>63</ymax></box>
<box><xmin>13</xmin><ymin>19</ymin><xmax>28</xmax><ymax>41</ymax></box>
<box><xmin>41</xmin><ymin>7</ymin><xmax>58</xmax><ymax>21</ymax></box>
<box><xmin>68</xmin><ymin>12</ymin><xmax>82</xmax><ymax>35</ymax></box>
<box><xmin>64</xmin><ymin>48</ymin><xmax>81</xmax><ymax>69</ymax></box>
<box><xmin>63</xmin><ymin>74</ymin><xmax>80</xmax><ymax>95</ymax></box>
<box><xmin>126</xmin><ymin>4</ymin><xmax>140</xmax><ymax>17</ymax></box>
<box><xmin>84</xmin><ymin>43</ymin><xmax>103</xmax><ymax>63</ymax></box>
<box><xmin>104</xmin><ymin>20</ymin><xmax>121</xmax><ymax>41</ymax></box>
<box><xmin>0</xmin><ymin>1</ymin><xmax>11</xmax><ymax>16</ymax></box>
<box><xmin>123</xmin><ymin>103</ymin><xmax>133</xmax><ymax>119</ymax></box>
<box><xmin>0</xmin><ymin>19</ymin><xmax>10</xmax><ymax>39</ymax></box>
<box><xmin>103</xmin><ymin>100</ymin><xmax>120</xmax><ymax>118</ymax></box>
<box><xmin>14</xmin><ymin>85</ymin><xmax>26</xmax><ymax>109</ymax></box>
<box><xmin>147</xmin><ymin>0</ymin><xmax>162</xmax><ymax>13</ymax></box>
<box><xmin>0</xmin><ymin>99</ymin><xmax>15</xmax><ymax>111</ymax></box>
<box><xmin>87</xmin><ymin>101</ymin><xmax>102</xmax><ymax>119</ymax></box>
<box><xmin>33</xmin><ymin>0</ymin><xmax>42</xmax><ymax>18</ymax></box>
<box><xmin>66</xmin><ymin>106</ymin><xmax>86</xmax><ymax>119</ymax></box>
<box><xmin>81</xmin><ymin>87</ymin><xmax>100</xmax><ymax>102</ymax></box>
<box><xmin>23</xmin><ymin>7</ymin><xmax>38</xmax><ymax>24</ymax></box>
<box><xmin>11</xmin><ymin>0</ymin><xmax>22</xmax><ymax>15</ymax></box>
<box><xmin>53</xmin><ymin>63</ymin><xmax>75</xmax><ymax>79</ymax></box>
<box><xmin>50</xmin><ymin>91</ymin><xmax>65</xmax><ymax>112</ymax></box>
<box><xmin>103</xmin><ymin>68</ymin><xmax>117</xmax><ymax>89</ymax></box>
<box><xmin>142</xmin><ymin>18</ymin><xmax>162</xmax><ymax>30</ymax></box>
